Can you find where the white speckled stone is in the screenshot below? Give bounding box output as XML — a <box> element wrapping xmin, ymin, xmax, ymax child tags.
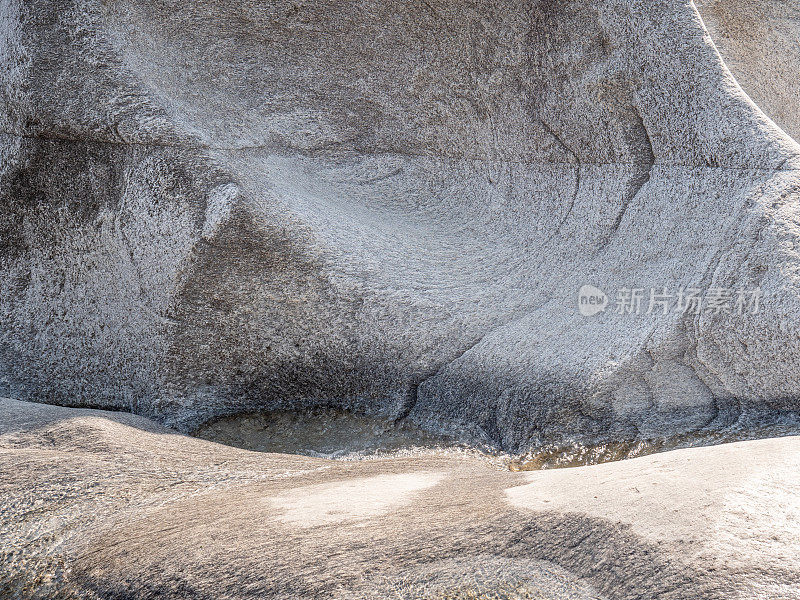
<box><xmin>1</xmin><ymin>0</ymin><xmax>800</xmax><ymax>452</ymax></box>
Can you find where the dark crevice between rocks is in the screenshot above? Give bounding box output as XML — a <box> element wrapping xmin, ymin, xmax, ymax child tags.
<box><xmin>189</xmin><ymin>399</ymin><xmax>800</xmax><ymax>470</ymax></box>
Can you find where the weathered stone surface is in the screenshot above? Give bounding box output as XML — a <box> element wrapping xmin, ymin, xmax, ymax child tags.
<box><xmin>3</xmin><ymin>398</ymin><xmax>800</xmax><ymax>599</ymax></box>
<box><xmin>2</xmin><ymin>1</ymin><xmax>800</xmax><ymax>451</ymax></box>
<box><xmin>697</xmin><ymin>0</ymin><xmax>800</xmax><ymax>142</ymax></box>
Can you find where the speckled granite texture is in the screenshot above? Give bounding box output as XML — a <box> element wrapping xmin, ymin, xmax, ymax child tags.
<box><xmin>2</xmin><ymin>0</ymin><xmax>800</xmax><ymax>451</ymax></box>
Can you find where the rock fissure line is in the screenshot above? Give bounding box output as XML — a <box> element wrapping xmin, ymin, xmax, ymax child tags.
<box><xmin>539</xmin><ymin>119</ymin><xmax>582</xmax><ymax>231</ymax></box>
<box><xmin>395</xmin><ymin>300</ymin><xmax>555</xmax><ymax>428</ymax></box>
<box><xmin>1</xmin><ymin>129</ymin><xmax>796</xmax><ymax>173</ymax></box>
<box><xmin>395</xmin><ymin>329</ymin><xmax>494</xmax><ymax>423</ymax></box>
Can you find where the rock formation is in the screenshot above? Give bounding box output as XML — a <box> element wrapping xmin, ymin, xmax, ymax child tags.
<box><xmin>3</xmin><ymin>397</ymin><xmax>800</xmax><ymax>599</ymax></box>
<box><xmin>2</xmin><ymin>1</ymin><xmax>800</xmax><ymax>454</ymax></box>
<box><xmin>5</xmin><ymin>2</ymin><xmax>800</xmax><ymax>596</ymax></box>
<box><xmin>697</xmin><ymin>0</ymin><xmax>800</xmax><ymax>142</ymax></box>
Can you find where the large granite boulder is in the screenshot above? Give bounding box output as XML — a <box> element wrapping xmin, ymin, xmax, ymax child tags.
<box><xmin>2</xmin><ymin>0</ymin><xmax>800</xmax><ymax>451</ymax></box>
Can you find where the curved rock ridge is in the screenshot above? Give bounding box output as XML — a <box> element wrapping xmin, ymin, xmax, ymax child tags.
<box><xmin>2</xmin><ymin>0</ymin><xmax>800</xmax><ymax>450</ymax></box>
<box><xmin>696</xmin><ymin>0</ymin><xmax>800</xmax><ymax>143</ymax></box>
<box><xmin>2</xmin><ymin>398</ymin><xmax>800</xmax><ymax>599</ymax></box>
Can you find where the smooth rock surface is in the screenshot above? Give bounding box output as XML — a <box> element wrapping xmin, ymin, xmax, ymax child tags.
<box><xmin>3</xmin><ymin>1</ymin><xmax>800</xmax><ymax>451</ymax></box>
<box><xmin>2</xmin><ymin>398</ymin><xmax>800</xmax><ymax>599</ymax></box>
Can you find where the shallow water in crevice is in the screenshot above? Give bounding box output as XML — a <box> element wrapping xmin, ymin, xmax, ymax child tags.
<box><xmin>192</xmin><ymin>407</ymin><xmax>800</xmax><ymax>471</ymax></box>
<box><xmin>192</xmin><ymin>407</ymin><xmax>469</xmax><ymax>460</ymax></box>
<box><xmin>508</xmin><ymin>411</ymin><xmax>800</xmax><ymax>471</ymax></box>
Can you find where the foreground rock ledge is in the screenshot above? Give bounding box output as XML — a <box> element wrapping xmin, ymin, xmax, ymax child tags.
<box><xmin>2</xmin><ymin>398</ymin><xmax>799</xmax><ymax>599</ymax></box>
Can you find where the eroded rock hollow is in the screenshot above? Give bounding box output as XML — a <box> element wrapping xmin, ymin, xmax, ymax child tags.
<box><xmin>2</xmin><ymin>0</ymin><xmax>800</xmax><ymax>452</ymax></box>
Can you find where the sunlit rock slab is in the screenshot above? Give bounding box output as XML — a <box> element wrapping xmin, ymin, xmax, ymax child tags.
<box><xmin>2</xmin><ymin>398</ymin><xmax>800</xmax><ymax>599</ymax></box>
